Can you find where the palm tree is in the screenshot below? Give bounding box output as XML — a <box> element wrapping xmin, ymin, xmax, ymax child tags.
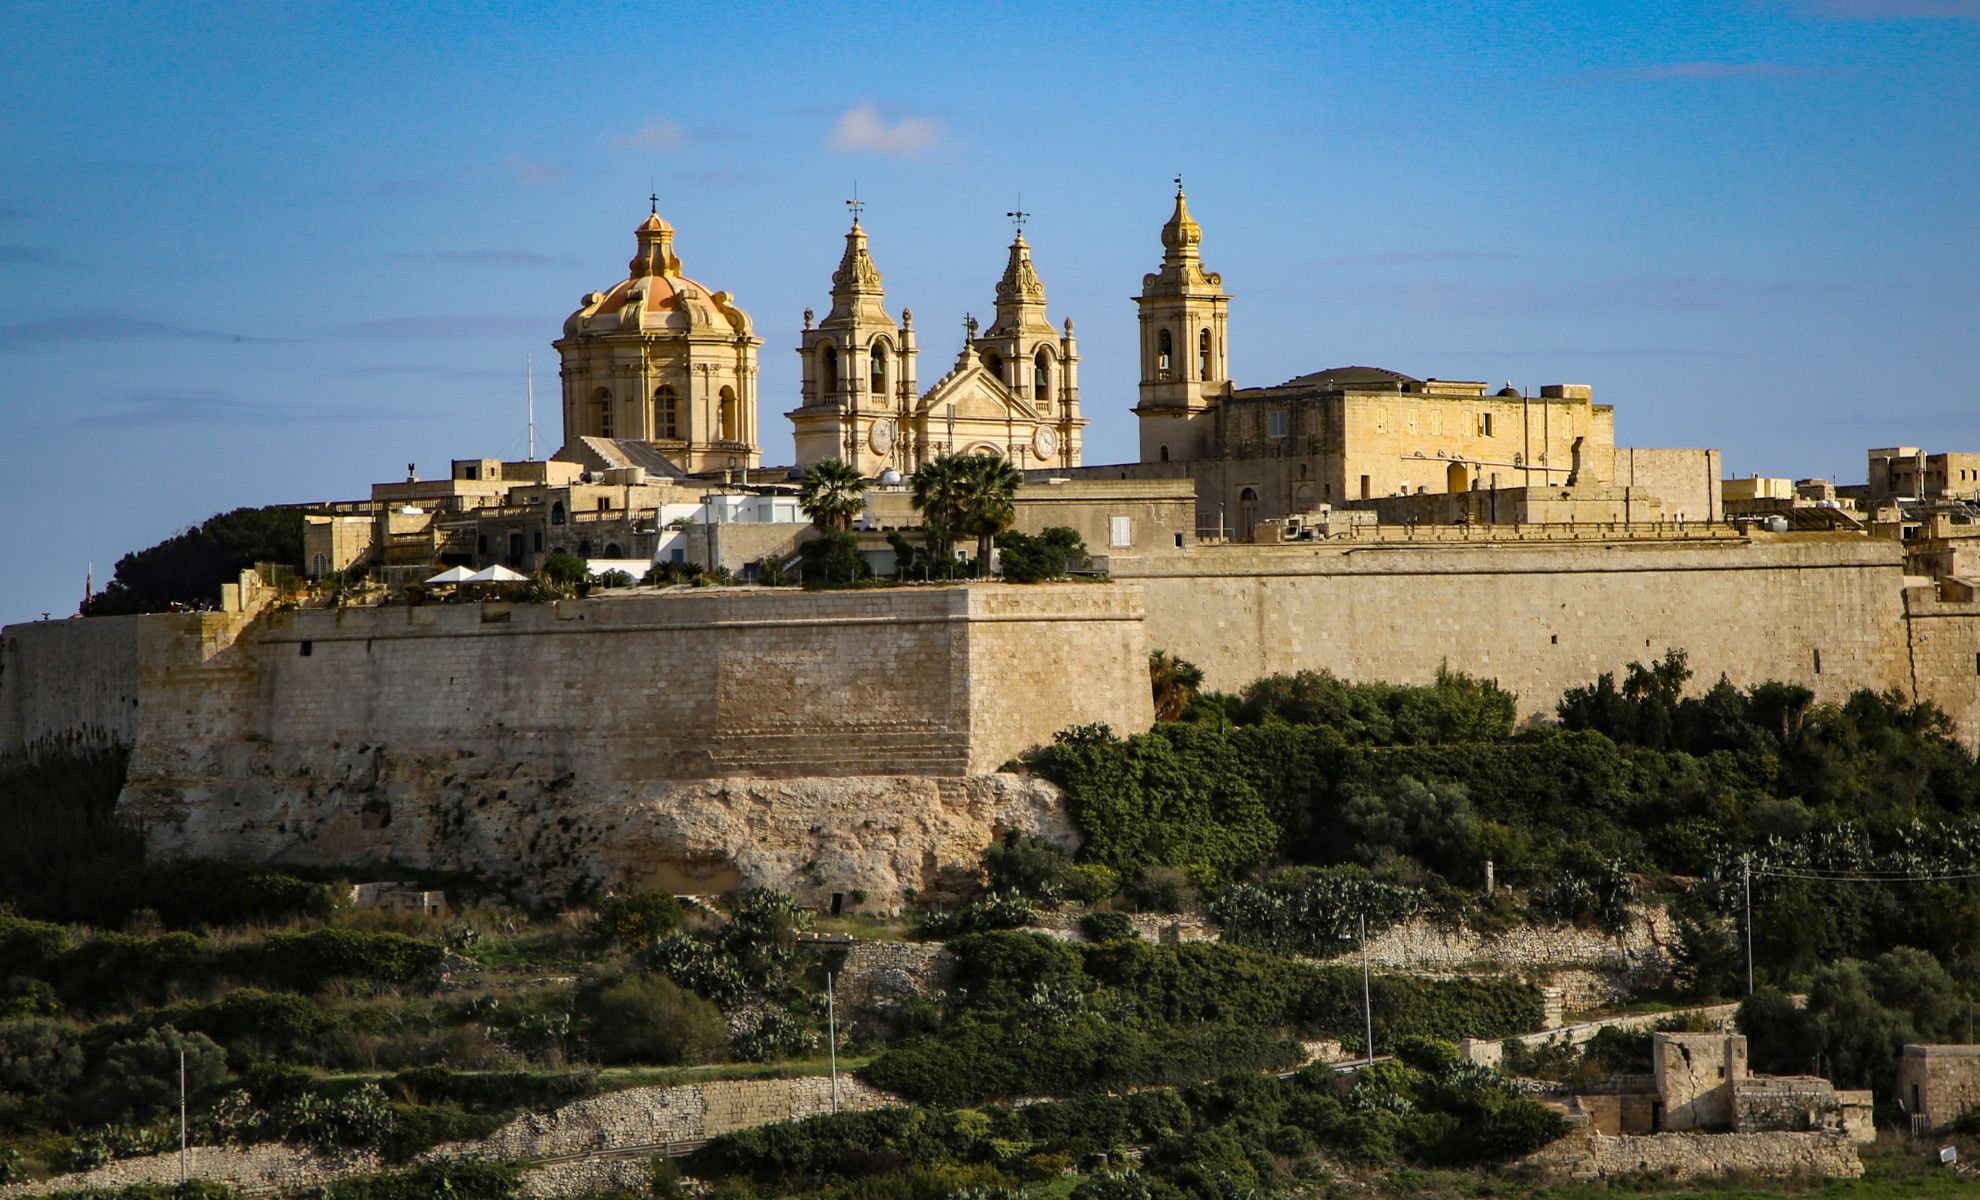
<box><xmin>912</xmin><ymin>452</ymin><xmax>1021</xmax><ymax>576</ymax></box>
<box><xmin>955</xmin><ymin>453</ymin><xmax>1022</xmax><ymax>571</ymax></box>
<box><xmin>797</xmin><ymin>459</ymin><xmax>867</xmax><ymax>532</ymax></box>
<box><xmin>910</xmin><ymin>453</ymin><xmax>971</xmax><ymax>575</ymax></box>
<box><xmin>1149</xmin><ymin>650</ymin><xmax>1206</xmax><ymax>721</ymax></box>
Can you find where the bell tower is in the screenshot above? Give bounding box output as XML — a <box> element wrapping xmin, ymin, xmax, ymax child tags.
<box><xmin>970</xmin><ymin>216</ymin><xmax>1085</xmax><ymax>468</ymax></box>
<box><xmin>1133</xmin><ymin>182</ymin><xmax>1230</xmax><ymax>465</ymax></box>
<box><xmin>791</xmin><ymin>206</ymin><xmax>917</xmax><ymax>475</ymax></box>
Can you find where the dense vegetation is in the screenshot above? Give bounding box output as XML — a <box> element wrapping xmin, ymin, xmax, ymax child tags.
<box><xmin>8</xmin><ymin>650</ymin><xmax>1980</xmax><ymax>1197</ymax></box>
<box><xmin>81</xmin><ymin>506</ymin><xmax>305</xmax><ymax>616</ymax></box>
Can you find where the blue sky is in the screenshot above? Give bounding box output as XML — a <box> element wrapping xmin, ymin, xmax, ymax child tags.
<box><xmin>2</xmin><ymin>0</ymin><xmax>1976</xmax><ymax>623</ymax></box>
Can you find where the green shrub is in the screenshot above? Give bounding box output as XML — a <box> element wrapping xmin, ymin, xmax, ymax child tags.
<box><xmin>1078</xmin><ymin>912</ymin><xmax>1137</xmax><ymax>943</ymax></box>
<box><xmin>324</xmin><ymin>1158</ymin><xmax>523</xmax><ymax>1200</ymax></box>
<box><xmin>577</xmin><ymin>973</ymin><xmax>730</xmax><ymax>1066</ymax></box>
<box><xmin>386</xmin><ymin>1066</ymin><xmax>599</xmax><ymax>1113</ymax></box>
<box><xmin>242</xmin><ymin>929</ymin><xmax>447</xmax><ymax>990</ymax></box>
<box><xmin>1211</xmin><ymin>865</ymin><xmax>1420</xmax><ymax>958</ymax></box>
<box><xmin>83</xmin><ymin>1026</ymin><xmax>228</xmax><ymax>1123</ymax></box>
<box><xmin>379</xmin><ymin>1104</ymin><xmax>504</xmax><ymax>1162</ymax></box>
<box><xmin>592</xmin><ymin>889</ymin><xmax>684</xmax><ymax>948</ymax></box>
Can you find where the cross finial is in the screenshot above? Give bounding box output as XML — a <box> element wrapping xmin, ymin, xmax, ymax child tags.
<box><xmin>649</xmin><ymin>191</ymin><xmax>659</xmax><ymax>216</ymax></box>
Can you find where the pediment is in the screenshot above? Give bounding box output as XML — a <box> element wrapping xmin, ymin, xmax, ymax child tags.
<box><xmin>918</xmin><ymin>363</ymin><xmax>1042</xmax><ymax>422</ymax></box>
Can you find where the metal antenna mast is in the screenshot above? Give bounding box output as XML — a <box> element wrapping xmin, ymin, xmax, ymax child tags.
<box><xmin>526</xmin><ymin>354</ymin><xmax>536</xmax><ymax>462</ymax></box>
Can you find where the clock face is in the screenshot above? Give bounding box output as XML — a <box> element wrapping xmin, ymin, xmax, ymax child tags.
<box><xmin>869</xmin><ymin>418</ymin><xmax>897</xmax><ymax>454</ymax></box>
<box><xmin>1032</xmin><ymin>425</ymin><xmax>1059</xmax><ymax>461</ymax></box>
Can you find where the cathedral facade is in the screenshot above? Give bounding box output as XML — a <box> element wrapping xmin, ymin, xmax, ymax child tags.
<box><xmin>792</xmin><ymin>219</ymin><xmax>1086</xmax><ymax>476</ymax></box>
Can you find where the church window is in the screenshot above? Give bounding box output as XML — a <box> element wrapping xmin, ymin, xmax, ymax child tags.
<box><xmin>654</xmin><ymin>385</ymin><xmax>679</xmax><ymax>439</ymax></box>
<box><xmin>1034</xmin><ymin>351</ymin><xmax>1051</xmax><ymax>402</ymax></box>
<box><xmin>1199</xmin><ymin>328</ymin><xmax>1211</xmax><ymax>377</ymax></box>
<box><xmin>1268</xmin><ymin>411</ymin><xmax>1289</xmax><ymax>439</ymax></box>
<box><xmin>719</xmin><ymin>386</ymin><xmax>739</xmax><ymax>441</ymax></box>
<box><xmin>309</xmin><ymin>552</ymin><xmax>328</xmax><ymax>578</ymax></box>
<box><xmin>984</xmin><ymin>351</ymin><xmax>1004</xmax><ymax>382</ymax></box>
<box><xmin>870</xmin><ymin>344</ymin><xmax>888</xmax><ymax>396</ymax></box>
<box><xmin>551</xmin><ymin>501</ymin><xmax>566</xmax><ymax>526</ymax></box>
<box><xmin>592</xmin><ymin>388</ymin><xmax>612</xmax><ymax>437</ymax></box>
<box><xmin>821</xmin><ymin>345</ymin><xmax>839</xmax><ymax>397</ymax></box>
<box><xmin>1157</xmin><ymin>329</ymin><xmax>1172</xmax><ymax>374</ymax></box>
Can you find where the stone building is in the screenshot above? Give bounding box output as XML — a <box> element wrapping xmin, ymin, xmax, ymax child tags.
<box><xmin>1896</xmin><ymin>1043</ymin><xmax>1980</xmax><ymax>1130</ymax></box>
<box><xmin>1869</xmin><ymin>447</ymin><xmax>1980</xmax><ymax>503</ymax></box>
<box><xmin>553</xmin><ymin>203</ymin><xmax>763</xmax><ymax>473</ymax></box>
<box><xmin>1567</xmin><ymin>1033</ymin><xmax>1870</xmax><ymax>1142</ymax></box>
<box><xmin>793</xmin><ymin>215</ymin><xmax>1086</xmax><ymax>475</ymax></box>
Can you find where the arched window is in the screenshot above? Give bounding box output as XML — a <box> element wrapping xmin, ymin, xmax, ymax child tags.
<box><xmin>1034</xmin><ymin>351</ymin><xmax>1051</xmax><ymax>403</ymax></box>
<box><xmin>1238</xmin><ymin>487</ymin><xmax>1260</xmax><ymax>542</ymax></box>
<box><xmin>870</xmin><ymin>343</ymin><xmax>888</xmax><ymax>397</ymax></box>
<box><xmin>577</xmin><ymin>540</ymin><xmax>592</xmax><ymax>557</ymax></box>
<box><xmin>1199</xmin><ymin>328</ymin><xmax>1211</xmax><ymax>377</ymax></box>
<box><xmin>604</xmin><ymin>543</ymin><xmax>622</xmax><ymax>558</ymax></box>
<box><xmin>654</xmin><ymin>385</ymin><xmax>678</xmax><ymax>439</ymax></box>
<box><xmin>820</xmin><ymin>345</ymin><xmax>839</xmax><ymax>397</ymax></box>
<box><xmin>983</xmin><ymin>351</ymin><xmax>1003</xmax><ymax>382</ymax></box>
<box><xmin>310</xmin><ymin>552</ymin><xmax>329</xmax><ymax>577</ymax></box>
<box><xmin>592</xmin><ymin>388</ymin><xmax>612</xmax><ymax>437</ymax></box>
<box><xmin>1159</xmin><ymin>446</ymin><xmax>1171</xmax><ymax>463</ymax></box>
<box><xmin>1157</xmin><ymin>329</ymin><xmax>1172</xmax><ymax>374</ymax></box>
<box><xmin>550</xmin><ymin>501</ymin><xmax>565</xmax><ymax>526</ymax></box>
<box><xmin>719</xmin><ymin>386</ymin><xmax>739</xmax><ymax>441</ymax></box>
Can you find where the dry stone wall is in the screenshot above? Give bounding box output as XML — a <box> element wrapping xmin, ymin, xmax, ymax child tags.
<box><xmin>0</xmin><ymin>1076</ymin><xmax>900</xmax><ymax>1199</ymax></box>
<box><xmin>1524</xmin><ymin>1131</ymin><xmax>1862</xmax><ymax>1181</ymax></box>
<box><xmin>1312</xmin><ymin>904</ymin><xmax>1676</xmax><ymax>987</ymax></box>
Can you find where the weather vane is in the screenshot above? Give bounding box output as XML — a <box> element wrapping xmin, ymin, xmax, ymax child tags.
<box><xmin>846</xmin><ymin>181</ymin><xmax>864</xmax><ymax>224</ymax></box>
<box><xmin>1174</xmin><ymin>173</ymin><xmax>1183</xmax><ymax>193</ymax></box>
<box><xmin>1006</xmin><ymin>195</ymin><xmax>1028</xmax><ymax>234</ymax></box>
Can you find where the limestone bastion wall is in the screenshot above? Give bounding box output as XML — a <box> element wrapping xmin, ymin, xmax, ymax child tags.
<box><xmin>0</xmin><ymin>613</ymin><xmax>141</xmax><ymax>759</ymax></box>
<box><xmin>1905</xmin><ymin>589</ymin><xmax>1980</xmax><ymax>745</ymax></box>
<box><xmin>11</xmin><ymin>585</ymin><xmax>1145</xmax><ymax>903</ymax></box>
<box><xmin>1112</xmin><ymin>533</ymin><xmax>1915</xmax><ymax>724</ymax></box>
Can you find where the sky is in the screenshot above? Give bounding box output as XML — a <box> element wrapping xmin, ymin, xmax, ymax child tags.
<box><xmin>1</xmin><ymin>0</ymin><xmax>1976</xmax><ymax>624</ymax></box>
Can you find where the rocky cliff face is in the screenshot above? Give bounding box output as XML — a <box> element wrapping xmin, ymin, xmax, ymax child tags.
<box><xmin>121</xmin><ymin>744</ymin><xmax>1073</xmax><ymax>904</ymax></box>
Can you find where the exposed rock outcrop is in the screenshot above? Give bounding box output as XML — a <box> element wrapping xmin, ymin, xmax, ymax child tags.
<box><xmin>123</xmin><ymin>746</ymin><xmax>1072</xmax><ymax>905</ymax></box>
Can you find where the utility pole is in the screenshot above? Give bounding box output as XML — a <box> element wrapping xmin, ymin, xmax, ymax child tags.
<box><xmin>1743</xmin><ymin>859</ymin><xmax>1755</xmax><ymax>997</ymax></box>
<box><xmin>827</xmin><ymin>972</ymin><xmax>840</xmax><ymax>1114</ymax></box>
<box><xmin>1359</xmin><ymin>913</ymin><xmax>1374</xmax><ymax>1064</ymax></box>
<box><xmin>178</xmin><ymin>1050</ymin><xmax>187</xmax><ymax>1184</ymax></box>
<box><xmin>526</xmin><ymin>354</ymin><xmax>536</xmax><ymax>462</ymax></box>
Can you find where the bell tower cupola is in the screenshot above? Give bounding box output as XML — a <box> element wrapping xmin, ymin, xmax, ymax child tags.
<box><xmin>791</xmin><ymin>203</ymin><xmax>918</xmax><ymax>475</ymax></box>
<box><xmin>1134</xmin><ymin>181</ymin><xmax>1231</xmax><ymax>465</ymax></box>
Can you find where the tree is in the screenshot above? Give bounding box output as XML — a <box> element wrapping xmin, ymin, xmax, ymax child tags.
<box><xmin>577</xmin><ymin>973</ymin><xmax>730</xmax><ymax>1066</ymax></box>
<box><xmin>956</xmin><ymin>453</ymin><xmax>1023</xmax><ymax>569</ymax></box>
<box><xmin>1148</xmin><ymin>651</ymin><xmax>1205</xmax><ymax>722</ymax></box>
<box><xmin>911</xmin><ymin>451</ymin><xmax>1020</xmax><ymax>575</ymax></box>
<box><xmin>797</xmin><ymin>459</ymin><xmax>868</xmax><ymax>532</ymax></box>
<box><xmin>83</xmin><ymin>505</ymin><xmax>306</xmax><ymax>615</ymax></box>
<box><xmin>910</xmin><ymin>452</ymin><xmax>972</xmax><ymax>573</ymax></box>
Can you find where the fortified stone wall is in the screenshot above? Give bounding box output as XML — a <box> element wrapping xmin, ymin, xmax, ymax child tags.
<box><xmin>1112</xmin><ymin>534</ymin><xmax>1910</xmax><ymax>722</ymax></box>
<box><xmin>0</xmin><ymin>615</ymin><xmax>140</xmax><ymax>759</ymax></box>
<box><xmin>1904</xmin><ymin>590</ymin><xmax>1980</xmax><ymax>745</ymax></box>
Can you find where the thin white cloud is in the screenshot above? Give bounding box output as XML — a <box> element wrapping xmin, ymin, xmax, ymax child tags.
<box><xmin>1621</xmin><ymin>61</ymin><xmax>1816</xmax><ymax>80</ymax></box>
<box><xmin>829</xmin><ymin>103</ymin><xmax>943</xmax><ymax>156</ymax></box>
<box><xmin>611</xmin><ymin>120</ymin><xmax>685</xmax><ymax>151</ymax></box>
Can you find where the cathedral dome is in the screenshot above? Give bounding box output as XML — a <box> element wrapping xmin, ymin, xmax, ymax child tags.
<box><xmin>563</xmin><ymin>211</ymin><xmax>753</xmax><ymax>339</ymax></box>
